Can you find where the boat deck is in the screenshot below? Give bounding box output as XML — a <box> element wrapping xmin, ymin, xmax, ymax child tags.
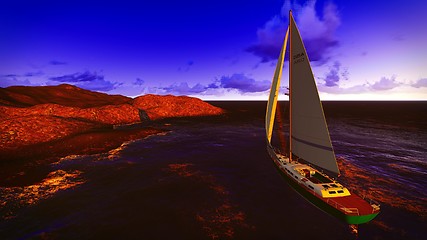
<box><xmin>307</xmin><ymin>172</ymin><xmax>333</xmax><ymax>184</ymax></box>
<box><xmin>270</xmin><ymin>151</ymin><xmax>379</xmax><ymax>217</ymax></box>
<box><xmin>326</xmin><ymin>192</ymin><xmax>378</xmax><ymax>215</ymax></box>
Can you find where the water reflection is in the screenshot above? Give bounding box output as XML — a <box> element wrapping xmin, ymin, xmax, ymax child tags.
<box><xmin>337</xmin><ymin>157</ymin><xmax>426</xmax><ymax>218</ymax></box>
<box><xmin>0</xmin><ymin>170</ymin><xmax>84</xmax><ymax>219</ymax></box>
<box><xmin>167</xmin><ymin>163</ymin><xmax>253</xmax><ymax>239</ymax></box>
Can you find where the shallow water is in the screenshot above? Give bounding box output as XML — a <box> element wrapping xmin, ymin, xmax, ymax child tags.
<box><xmin>1</xmin><ymin>101</ymin><xmax>426</xmax><ymax>239</ymax></box>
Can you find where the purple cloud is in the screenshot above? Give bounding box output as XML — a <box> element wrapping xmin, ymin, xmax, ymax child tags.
<box><xmin>322</xmin><ymin>61</ymin><xmax>348</xmax><ymax>87</ymax></box>
<box><xmin>318</xmin><ymin>83</ymin><xmax>369</xmax><ymax>94</ymax></box>
<box><xmin>0</xmin><ymin>75</ymin><xmax>32</xmax><ymax>87</ymax></box>
<box><xmin>207</xmin><ymin>82</ymin><xmax>220</xmax><ymax>89</ymax></box>
<box><xmin>24</xmin><ymin>71</ymin><xmax>44</xmax><ymax>77</ymax></box>
<box><xmin>49</xmin><ymin>60</ymin><xmax>67</xmax><ymax>65</ymax></box>
<box><xmin>246</xmin><ymin>16</ymin><xmax>287</xmax><ymax>63</ymax></box>
<box><xmin>134</xmin><ymin>78</ymin><xmax>145</xmax><ymax>86</ymax></box>
<box><xmin>50</xmin><ymin>71</ymin><xmax>101</xmax><ymax>83</ymax></box>
<box><xmin>247</xmin><ymin>0</ymin><xmax>340</xmax><ymax>64</ymax></box>
<box><xmin>220</xmin><ymin>73</ymin><xmax>270</xmax><ymax>93</ymax></box>
<box><xmin>156</xmin><ymin>73</ymin><xmax>271</xmax><ymax>95</ymax></box>
<box><xmin>318</xmin><ymin>75</ymin><xmax>402</xmax><ymax>94</ymax></box>
<box><xmin>1</xmin><ymin>71</ymin><xmax>43</xmax><ymax>78</ymax></box>
<box><xmin>1</xmin><ymin>74</ymin><xmax>19</xmax><ymax>78</ymax></box>
<box><xmin>178</xmin><ymin>60</ymin><xmax>195</xmax><ymax>72</ymax></box>
<box><xmin>0</xmin><ymin>72</ymin><xmax>44</xmax><ymax>87</ymax></box>
<box><xmin>324</xmin><ymin>61</ymin><xmax>340</xmax><ymax>87</ymax></box>
<box><xmin>49</xmin><ymin>71</ymin><xmax>117</xmax><ymax>91</ymax></box>
<box><xmin>160</xmin><ymin>82</ymin><xmax>208</xmax><ymax>95</ymax></box>
<box><xmin>370</xmin><ymin>76</ymin><xmax>399</xmax><ymax>91</ymax></box>
<box><xmin>412</xmin><ymin>78</ymin><xmax>427</xmax><ymax>88</ymax></box>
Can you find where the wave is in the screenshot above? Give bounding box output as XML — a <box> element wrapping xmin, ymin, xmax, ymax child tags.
<box><xmin>53</xmin><ymin>131</ymin><xmax>171</xmax><ymax>166</ymax></box>
<box><xmin>0</xmin><ymin>170</ymin><xmax>84</xmax><ymax>220</ymax></box>
<box><xmin>337</xmin><ymin>157</ymin><xmax>427</xmax><ymax>218</ymax></box>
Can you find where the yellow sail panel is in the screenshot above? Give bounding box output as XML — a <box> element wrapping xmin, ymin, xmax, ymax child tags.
<box><xmin>266</xmin><ymin>27</ymin><xmax>289</xmax><ymax>144</ymax></box>
<box><xmin>289</xmin><ymin>13</ymin><xmax>339</xmax><ymax>176</ymax></box>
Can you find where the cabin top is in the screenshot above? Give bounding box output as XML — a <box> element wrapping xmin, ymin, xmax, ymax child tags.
<box><xmin>289</xmin><ymin>163</ymin><xmax>351</xmax><ymax>198</ymax></box>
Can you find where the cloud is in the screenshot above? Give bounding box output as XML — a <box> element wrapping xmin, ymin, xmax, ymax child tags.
<box><xmin>49</xmin><ymin>60</ymin><xmax>67</xmax><ymax>65</ymax></box>
<box><xmin>161</xmin><ymin>82</ymin><xmax>208</xmax><ymax>95</ymax></box>
<box><xmin>321</xmin><ymin>61</ymin><xmax>348</xmax><ymax>87</ymax></box>
<box><xmin>155</xmin><ymin>73</ymin><xmax>271</xmax><ymax>96</ymax></box>
<box><xmin>323</xmin><ymin>61</ymin><xmax>340</xmax><ymax>87</ymax></box>
<box><xmin>1</xmin><ymin>74</ymin><xmax>19</xmax><ymax>78</ymax></box>
<box><xmin>219</xmin><ymin>73</ymin><xmax>270</xmax><ymax>93</ymax></box>
<box><xmin>134</xmin><ymin>78</ymin><xmax>145</xmax><ymax>86</ymax></box>
<box><xmin>246</xmin><ymin>15</ymin><xmax>287</xmax><ymax>63</ymax></box>
<box><xmin>50</xmin><ymin>71</ymin><xmax>100</xmax><ymax>83</ymax></box>
<box><xmin>0</xmin><ymin>71</ymin><xmax>43</xmax><ymax>78</ymax></box>
<box><xmin>295</xmin><ymin>1</ymin><xmax>340</xmax><ymax>63</ymax></box>
<box><xmin>318</xmin><ymin>83</ymin><xmax>369</xmax><ymax>94</ymax></box>
<box><xmin>178</xmin><ymin>60</ymin><xmax>195</xmax><ymax>72</ymax></box>
<box><xmin>319</xmin><ymin>75</ymin><xmax>402</xmax><ymax>94</ymax></box>
<box><xmin>0</xmin><ymin>72</ymin><xmax>44</xmax><ymax>87</ymax></box>
<box><xmin>370</xmin><ymin>76</ymin><xmax>399</xmax><ymax>91</ymax></box>
<box><xmin>411</xmin><ymin>78</ymin><xmax>427</xmax><ymax>88</ymax></box>
<box><xmin>49</xmin><ymin>71</ymin><xmax>117</xmax><ymax>91</ymax></box>
<box><xmin>24</xmin><ymin>71</ymin><xmax>44</xmax><ymax>77</ymax></box>
<box><xmin>247</xmin><ymin>0</ymin><xmax>340</xmax><ymax>64</ymax></box>
<box><xmin>0</xmin><ymin>75</ymin><xmax>32</xmax><ymax>87</ymax></box>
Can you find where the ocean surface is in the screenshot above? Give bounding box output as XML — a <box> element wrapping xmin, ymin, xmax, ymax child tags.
<box><xmin>1</xmin><ymin>101</ymin><xmax>426</xmax><ymax>239</ymax></box>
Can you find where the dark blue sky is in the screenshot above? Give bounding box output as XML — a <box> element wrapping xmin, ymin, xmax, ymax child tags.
<box><xmin>1</xmin><ymin>0</ymin><xmax>426</xmax><ymax>100</ymax></box>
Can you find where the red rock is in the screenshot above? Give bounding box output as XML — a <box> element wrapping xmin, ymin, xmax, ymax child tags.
<box><xmin>132</xmin><ymin>94</ymin><xmax>224</xmax><ymax>120</ymax></box>
<box><xmin>0</xmin><ymin>84</ymin><xmax>131</xmax><ymax>108</ymax></box>
<box><xmin>0</xmin><ymin>115</ymin><xmax>100</xmax><ymax>150</ymax></box>
<box><xmin>0</xmin><ymin>104</ymin><xmax>140</xmax><ymax>125</ymax></box>
<box><xmin>0</xmin><ymin>85</ymin><xmax>224</xmax><ymax>151</ymax></box>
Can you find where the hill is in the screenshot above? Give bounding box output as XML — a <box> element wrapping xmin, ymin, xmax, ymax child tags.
<box><xmin>0</xmin><ymin>84</ymin><xmax>224</xmax><ymax>154</ymax></box>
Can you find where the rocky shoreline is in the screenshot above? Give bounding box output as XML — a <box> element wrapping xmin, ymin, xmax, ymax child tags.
<box><xmin>0</xmin><ymin>84</ymin><xmax>224</xmax><ymax>153</ymax></box>
<box><xmin>0</xmin><ymin>84</ymin><xmax>224</xmax><ymax>186</ymax></box>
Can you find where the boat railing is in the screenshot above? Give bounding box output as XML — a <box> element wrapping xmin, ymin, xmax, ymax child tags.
<box><xmin>347</xmin><ymin>187</ymin><xmax>381</xmax><ymax>213</ymax></box>
<box><xmin>302</xmin><ymin>182</ymin><xmax>361</xmax><ymax>215</ymax></box>
<box><xmin>281</xmin><ymin>162</ymin><xmax>377</xmax><ymax>216</ymax></box>
<box><xmin>325</xmin><ymin>197</ymin><xmax>360</xmax><ymax>215</ymax></box>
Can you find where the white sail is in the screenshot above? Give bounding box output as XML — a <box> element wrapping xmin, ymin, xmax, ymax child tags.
<box><xmin>265</xmin><ymin>27</ymin><xmax>289</xmax><ymax>144</ymax></box>
<box><xmin>289</xmin><ymin>13</ymin><xmax>340</xmax><ymax>176</ymax></box>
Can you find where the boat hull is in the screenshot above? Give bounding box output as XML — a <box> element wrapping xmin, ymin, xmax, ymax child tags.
<box><xmin>268</xmin><ymin>148</ymin><xmax>379</xmax><ymax>225</ymax></box>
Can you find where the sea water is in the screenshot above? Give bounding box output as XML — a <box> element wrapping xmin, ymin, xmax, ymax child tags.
<box><xmin>1</xmin><ymin>101</ymin><xmax>426</xmax><ymax>239</ymax></box>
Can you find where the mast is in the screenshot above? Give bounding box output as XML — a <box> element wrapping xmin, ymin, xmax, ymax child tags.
<box><xmin>289</xmin><ymin>10</ymin><xmax>293</xmax><ymax>162</ymax></box>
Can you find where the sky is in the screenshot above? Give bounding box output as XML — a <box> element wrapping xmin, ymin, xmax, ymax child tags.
<box><xmin>1</xmin><ymin>0</ymin><xmax>427</xmax><ymax>100</ymax></box>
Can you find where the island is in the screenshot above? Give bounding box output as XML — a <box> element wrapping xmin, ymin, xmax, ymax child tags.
<box><xmin>0</xmin><ymin>84</ymin><xmax>224</xmax><ymax>164</ymax></box>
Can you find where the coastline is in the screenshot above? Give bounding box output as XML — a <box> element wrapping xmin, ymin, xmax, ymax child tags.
<box><xmin>0</xmin><ymin>127</ymin><xmax>165</xmax><ymax>187</ymax></box>
<box><xmin>0</xmin><ymin>85</ymin><xmax>225</xmax><ymax>187</ymax></box>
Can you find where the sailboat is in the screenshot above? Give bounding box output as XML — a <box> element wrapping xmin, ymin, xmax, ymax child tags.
<box><xmin>265</xmin><ymin>11</ymin><xmax>380</xmax><ymax>229</ymax></box>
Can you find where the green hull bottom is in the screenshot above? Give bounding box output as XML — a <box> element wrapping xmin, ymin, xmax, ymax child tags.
<box><xmin>273</xmin><ymin>162</ymin><xmax>378</xmax><ymax>225</ymax></box>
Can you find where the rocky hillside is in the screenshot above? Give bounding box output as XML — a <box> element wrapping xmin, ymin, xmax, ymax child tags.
<box><xmin>133</xmin><ymin>94</ymin><xmax>224</xmax><ymax>120</ymax></box>
<box><xmin>0</xmin><ymin>84</ymin><xmax>224</xmax><ymax>151</ymax></box>
<box><xmin>0</xmin><ymin>84</ymin><xmax>132</xmax><ymax>108</ymax></box>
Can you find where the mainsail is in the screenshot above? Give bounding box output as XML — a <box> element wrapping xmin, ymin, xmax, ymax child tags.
<box><xmin>289</xmin><ymin>13</ymin><xmax>339</xmax><ymax>176</ymax></box>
